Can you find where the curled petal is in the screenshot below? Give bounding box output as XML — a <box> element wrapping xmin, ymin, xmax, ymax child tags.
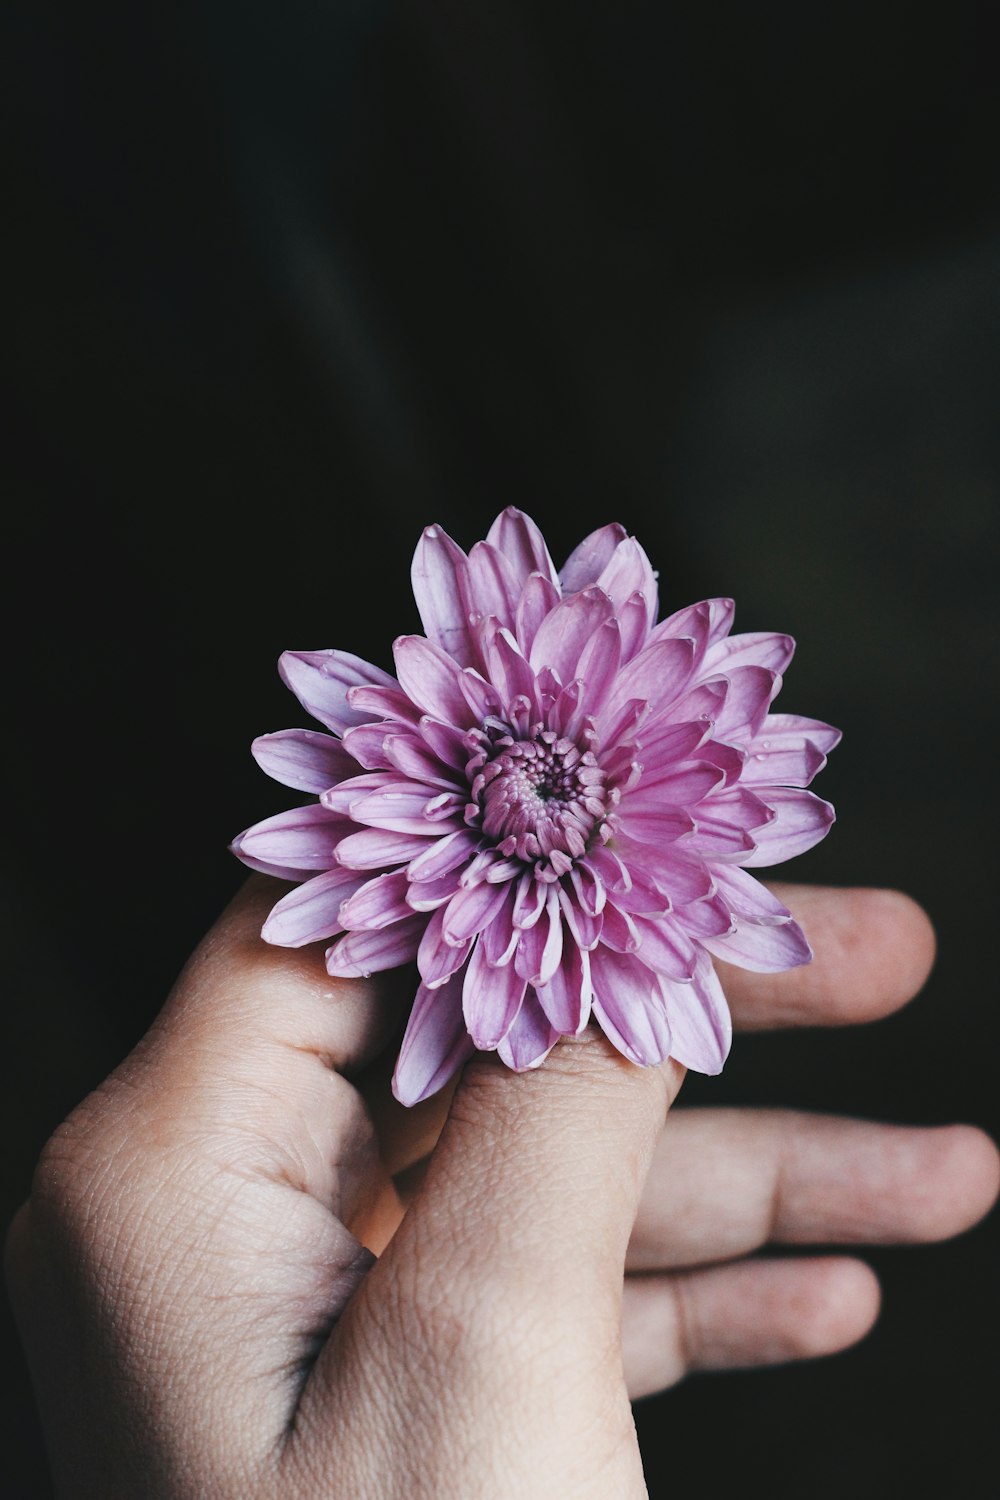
<box><xmin>279</xmin><ymin>650</ymin><xmax>396</xmax><ymax>735</ymax></box>
<box><xmin>463</xmin><ymin>938</ymin><xmax>526</xmax><ymax>1048</ymax></box>
<box><xmin>529</xmin><ymin>588</ymin><xmax>615</xmax><ymax>683</ymax></box>
<box><xmin>393</xmin><ymin>635</ymin><xmax>475</xmax><ymax>727</ymax></box>
<box><xmin>659</xmin><ymin>957</ymin><xmax>732</xmax><ymax>1074</ymax></box>
<box><xmin>261</xmin><ymin>867</ymin><xmax>368</xmax><ymax>947</ymax></box>
<box><xmin>534</xmin><ymin>939</ymin><xmax>591</xmax><ymax>1033</ymax></box>
<box><xmin>393</xmin><ymin>973</ymin><xmax>475</xmax><ymax>1106</ymax></box>
<box><xmin>589</xmin><ymin>948</ymin><xmax>672</xmax><ymax>1066</ymax></box>
<box><xmin>702</xmin><ymin>917</ymin><xmax>813</xmax><ymax>972</ymax></box>
<box><xmin>497</xmin><ymin>990</ymin><xmax>562</xmax><ymax>1071</ymax></box>
<box><xmin>486</xmin><ymin>506</ymin><xmax>559</xmax><ymax>588</ymax></box>
<box><xmin>326</xmin><ymin>914</ymin><xmax>426</xmax><ymax>979</ymax></box>
<box><xmin>411</xmin><ymin>523</ymin><xmax>475</xmax><ymax>667</ymax></box>
<box><xmin>338</xmin><ymin>870</ymin><xmax>413</xmax><ymax>931</ymax></box>
<box><xmin>739</xmin><ymin>788</ymin><xmax>836</xmax><ymax>867</ymax></box>
<box><xmin>232</xmin><ymin>804</ymin><xmax>350</xmax><ymax>872</ymax></box>
<box><xmin>251</xmin><ymin>729</ymin><xmax>357</xmax><ymax>793</ymax></box>
<box><xmin>559</xmin><ymin>522</ymin><xmax>628</xmax><ymax>594</ymax></box>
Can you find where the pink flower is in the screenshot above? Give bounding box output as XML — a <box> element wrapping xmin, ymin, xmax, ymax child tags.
<box><xmin>232</xmin><ymin>510</ymin><xmax>839</xmax><ymax>1105</ymax></box>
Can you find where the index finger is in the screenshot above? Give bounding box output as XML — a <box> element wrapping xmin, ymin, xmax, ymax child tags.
<box><xmin>720</xmin><ymin>885</ymin><xmax>937</xmax><ymax>1030</ymax></box>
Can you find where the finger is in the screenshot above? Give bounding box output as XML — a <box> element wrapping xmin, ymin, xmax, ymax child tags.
<box><xmin>628</xmin><ymin>1110</ymin><xmax>1000</xmax><ymax>1270</ymax></box>
<box><xmin>8</xmin><ymin>878</ymin><xmax>408</xmax><ymax>1475</ymax></box>
<box><xmin>622</xmin><ymin>1256</ymin><xmax>881</xmax><ymax>1398</ymax></box>
<box><xmin>721</xmin><ymin>885</ymin><xmax>937</xmax><ymax>1029</ymax></box>
<box><xmin>301</xmin><ymin>1040</ymin><xmax>685</xmax><ymax>1497</ymax></box>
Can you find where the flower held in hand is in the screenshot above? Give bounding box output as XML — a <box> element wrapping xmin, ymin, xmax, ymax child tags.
<box><xmin>232</xmin><ymin>510</ymin><xmax>839</xmax><ymax>1104</ymax></box>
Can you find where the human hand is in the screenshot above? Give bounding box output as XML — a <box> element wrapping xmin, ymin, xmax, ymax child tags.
<box><xmin>6</xmin><ymin>880</ymin><xmax>998</xmax><ymax>1499</ymax></box>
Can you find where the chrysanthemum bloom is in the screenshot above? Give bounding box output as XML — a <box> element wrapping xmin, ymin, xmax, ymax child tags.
<box><xmin>232</xmin><ymin>510</ymin><xmax>838</xmax><ymax>1105</ymax></box>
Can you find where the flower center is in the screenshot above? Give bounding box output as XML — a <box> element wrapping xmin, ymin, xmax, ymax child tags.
<box><xmin>470</xmin><ymin>728</ymin><xmax>611</xmax><ymax>870</ymax></box>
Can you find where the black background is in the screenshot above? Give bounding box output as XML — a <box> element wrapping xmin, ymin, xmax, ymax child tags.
<box><xmin>4</xmin><ymin>3</ymin><xmax>999</xmax><ymax>1495</ymax></box>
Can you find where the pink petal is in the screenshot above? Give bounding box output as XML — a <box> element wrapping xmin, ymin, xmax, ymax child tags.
<box><xmin>595</xmin><ymin>536</ymin><xmax>658</xmax><ymax>628</ymax></box>
<box><xmin>615</xmin><ymin>802</ymin><xmax>696</xmax><ymax>844</ymax></box>
<box><xmin>743</xmin><ymin>714</ymin><xmax>842</xmax><ymax>787</ymax></box>
<box><xmin>634</xmin><ymin>720</ymin><xmax>712</xmax><ymax>778</ymax></box>
<box><xmin>410</xmin><ymin>524</ymin><xmax>475</xmax><ymax>668</ymax></box>
<box><xmin>232</xmin><ymin>804</ymin><xmax>350</xmax><ymax>871</ymax></box>
<box><xmin>528</xmin><ymin>588</ymin><xmax>615</xmax><ymax>683</ymax></box>
<box><xmin>703</xmin><ymin>631</ymin><xmax>795</xmax><ymax>676</ymax></box>
<box><xmin>340</xmin><ymin>723</ymin><xmax>394</xmax><ymax>769</ymax></box>
<box><xmin>335</xmin><ymin>827</ymin><xmax>435</xmax><ymax>870</ymax></box>
<box><xmin>348</xmin><ymin>784</ymin><xmax>465</xmax><ymax>834</ymax></box>
<box><xmin>559</xmin><ymin>522</ymin><xmax>627</xmax><ymax>593</ymax></box>
<box><xmin>631</xmin><ymin>914</ymin><xmax>698</xmax><ymax>979</ymax></box>
<box><xmin>628</xmin><ymin>760</ymin><xmax>726</xmax><ymax>808</ymax></box>
<box><xmin>417</xmin><ymin>715</ymin><xmax>470</xmax><ymax>770</ymax></box>
<box><xmin>514</xmin><ymin>889</ymin><xmax>563</xmax><ymax>983</ymax></box>
<box><xmin>384</xmin><ymin>733</ymin><xmax>464</xmax><ymax>790</ymax></box>
<box><xmin>599</xmin><ymin>900</ymin><xmax>640</xmax><ymax>953</ymax></box>
<box><xmin>674</xmin><ymin>891</ymin><xmax>734</xmax><ymax>939</ymax></box>
<box><xmin>653</xmin><ymin>598</ymin><xmax>734</xmax><ymax>652</ymax></box>
<box><xmin>279</xmin><ymin>650</ymin><xmax>396</xmax><ymax>735</ymax></box>
<box><xmin>392</xmin><ymin>973</ymin><xmax>475</xmax><ymax>1106</ymax></box>
<box><xmin>557</xmin><ymin>885</ymin><xmax>603</xmax><ymax>949</ymax></box>
<box><xmin>393</xmin><ymin>635</ymin><xmax>475</xmax><ymax>727</ymax></box>
<box><xmin>406</xmin><ymin>871</ymin><xmax>464</xmax><ymax>912</ymax></box>
<box><xmin>261</xmin><ymin>867</ymin><xmax>368</xmax><ymax>947</ymax></box>
<box><xmin>739</xmin><ymin>788</ymin><xmax>836</xmax><ymax>867</ymax></box>
<box><xmin>251</xmin><ymin>729</ymin><xmax>357</xmax><ymax>793</ymax></box>
<box><xmin>407</xmin><ymin>828</ymin><xmax>481</xmax><ymax>882</ymax></box>
<box><xmin>442</xmin><ymin>879</ymin><xmax>512</xmax><ymax>945</ymax></box>
<box><xmin>710</xmin><ymin>665</ymin><xmax>780</xmax><ymax>742</ymax></box>
<box><xmin>576</xmin><ymin>618</ymin><xmax>622</xmax><ymax>714</ymax></box>
<box><xmin>609</xmin><ymin>835</ymin><xmax>714</xmax><ymax>903</ymax></box>
<box><xmin>617</xmin><ymin>592</ymin><xmax>650</xmax><ymax>663</ymax></box>
<box><xmin>604</xmin><ymin>637</ymin><xmax>696</xmax><ymax>720</ymax></box>
<box><xmin>702</xmin><ymin>917</ymin><xmax>812</xmax><ymax>972</ymax></box>
<box><xmin>417</xmin><ymin>907</ymin><xmax>473</xmax><ymax>987</ymax></box>
<box><xmin>465</xmin><ymin>541</ymin><xmax>522</xmax><ymax>630</ymax></box>
<box><xmin>711</xmin><ymin>864</ymin><xmax>793</xmax><ymax>922</ymax></box>
<box><xmin>659</xmin><ymin>957</ymin><xmax>731</xmax><ymax>1074</ymax></box>
<box><xmin>497</xmin><ymin>990</ymin><xmax>561</xmax><ymax>1071</ymax></box>
<box><xmin>483</xmin><ymin>627</ymin><xmax>540</xmax><ymax>713</ymax></box>
<box><xmin>463</xmin><ymin>937</ymin><xmax>527</xmax><ymax>1048</ymax></box>
<box><xmin>326</xmin><ymin>913</ymin><xmax>426</xmax><ymax>979</ymax></box>
<box><xmin>346</xmin><ymin>683</ymin><xmax>423</xmax><ymax>724</ymax></box>
<box><xmin>486</xmin><ymin>507</ymin><xmax>559</xmax><ymax>588</ymax></box>
<box><xmin>534</xmin><ymin>939</ymin><xmax>591</xmax><ymax>1033</ymax></box>
<box><xmin>515</xmin><ymin>572</ymin><xmax>562</xmax><ymax>653</ymax></box>
<box><xmin>338</xmin><ymin>869</ymin><xmax>413</xmax><ymax>931</ymax></box>
<box><xmin>458</xmin><ymin>666</ymin><xmax>504</xmax><ymax>722</ymax></box>
<box><xmin>320</xmin><ymin>770</ymin><xmax>407</xmax><ymax>813</ymax></box>
<box><xmin>589</xmin><ymin>948</ymin><xmax>672</xmax><ymax>1066</ymax></box>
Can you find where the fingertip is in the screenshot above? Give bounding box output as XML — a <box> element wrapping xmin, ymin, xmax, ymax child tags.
<box><xmin>791</xmin><ymin>1256</ymin><xmax>882</xmax><ymax>1359</ymax></box>
<box><xmin>852</xmin><ymin>887</ymin><xmax>937</xmax><ymax>1018</ymax></box>
<box><xmin>914</xmin><ymin>1125</ymin><xmax>1000</xmax><ymax>1241</ymax></box>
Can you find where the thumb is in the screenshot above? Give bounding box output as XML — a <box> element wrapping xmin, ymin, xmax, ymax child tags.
<box><xmin>381</xmin><ymin>1032</ymin><xmax>685</xmax><ymax>1315</ymax></box>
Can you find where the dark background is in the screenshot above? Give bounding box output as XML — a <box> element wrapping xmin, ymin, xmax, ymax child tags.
<box><xmin>4</xmin><ymin>2</ymin><xmax>998</xmax><ymax>1495</ymax></box>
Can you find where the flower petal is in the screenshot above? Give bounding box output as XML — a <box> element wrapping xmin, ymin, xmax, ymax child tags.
<box><xmin>326</xmin><ymin>913</ymin><xmax>426</xmax><ymax>979</ymax></box>
<box><xmin>515</xmin><ymin>572</ymin><xmax>562</xmax><ymax>653</ymax></box>
<box><xmin>559</xmin><ymin>522</ymin><xmax>628</xmax><ymax>593</ymax></box>
<box><xmin>463</xmin><ymin>937</ymin><xmax>527</xmax><ymax>1048</ymax></box>
<box><xmin>260</xmin><ymin>867</ymin><xmax>369</xmax><ymax>947</ymax></box>
<box><xmin>529</xmin><ymin>588</ymin><xmax>614</xmax><ymax>683</ymax></box>
<box><xmin>384</xmin><ymin>733</ymin><xmax>464</xmax><ymax>790</ymax></box>
<box><xmin>743</xmin><ymin>714</ymin><xmax>842</xmax><ymax>787</ymax></box>
<box><xmin>393</xmin><ymin>635</ymin><xmax>475</xmax><ymax>726</ymax></box>
<box><xmin>703</xmin><ymin>631</ymin><xmax>795</xmax><ymax>676</ymax></box>
<box><xmin>514</xmin><ymin>888</ymin><xmax>563</xmax><ymax>984</ymax></box>
<box><xmin>410</xmin><ymin>523</ymin><xmax>475</xmax><ymax>667</ymax></box>
<box><xmin>335</xmin><ymin>828</ymin><xmax>435</xmax><ymax>870</ymax></box>
<box><xmin>392</xmin><ymin>973</ymin><xmax>475</xmax><ymax>1106</ymax></box>
<box><xmin>659</xmin><ymin>957</ymin><xmax>732</xmax><ymax>1074</ymax></box>
<box><xmin>702</xmin><ymin>917</ymin><xmax>813</xmax><ymax>972</ymax></box>
<box><xmin>338</xmin><ymin>869</ymin><xmax>413</xmax><ymax>931</ymax></box>
<box><xmin>576</xmin><ymin>617</ymin><xmax>622</xmax><ymax>715</ymax></box>
<box><xmin>486</xmin><ymin>506</ymin><xmax>559</xmax><ymax>588</ymax></box>
<box><xmin>604</xmin><ymin>637</ymin><xmax>696</xmax><ymax>720</ymax></box>
<box><xmin>442</xmin><ymin>879</ymin><xmax>512</xmax><ymax>946</ymax></box>
<box><xmin>465</xmin><ymin>541</ymin><xmax>522</xmax><ymax>630</ymax></box>
<box><xmin>497</xmin><ymin>989</ymin><xmax>561</xmax><ymax>1071</ymax></box>
<box><xmin>631</xmin><ymin>914</ymin><xmax>698</xmax><ymax>979</ymax></box>
<box><xmin>232</xmin><ymin>804</ymin><xmax>350</xmax><ymax>871</ymax></box>
<box><xmin>279</xmin><ymin>650</ymin><xmax>396</xmax><ymax>734</ymax></box>
<box><xmin>407</xmin><ymin>828</ymin><xmax>481</xmax><ymax>882</ymax></box>
<box><xmin>534</xmin><ymin>939</ymin><xmax>591</xmax><ymax>1033</ymax></box>
<box><xmin>251</xmin><ymin>729</ymin><xmax>357</xmax><ymax>793</ymax></box>
<box><xmin>739</xmin><ymin>788</ymin><xmax>836</xmax><ymax>866</ymax></box>
<box><xmin>595</xmin><ymin>536</ymin><xmax>658</xmax><ymax>628</ymax></box>
<box><xmin>589</xmin><ymin>947</ymin><xmax>672</xmax><ymax>1066</ymax></box>
<box><xmin>417</xmin><ymin>907</ymin><xmax>473</xmax><ymax>987</ymax></box>
<box><xmin>711</xmin><ymin>665</ymin><xmax>780</xmax><ymax>742</ymax></box>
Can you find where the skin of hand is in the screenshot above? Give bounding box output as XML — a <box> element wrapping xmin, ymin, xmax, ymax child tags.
<box><xmin>5</xmin><ymin>881</ymin><xmax>998</xmax><ymax>1500</ymax></box>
